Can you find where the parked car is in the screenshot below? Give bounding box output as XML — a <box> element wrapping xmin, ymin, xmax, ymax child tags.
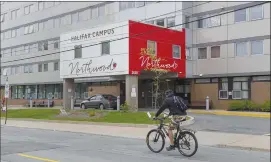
<box><xmin>80</xmin><ymin>94</ymin><xmax>117</xmax><ymax>110</ymax></box>
<box><xmin>74</xmin><ymin>99</ymin><xmax>84</xmax><ymax>107</ymax></box>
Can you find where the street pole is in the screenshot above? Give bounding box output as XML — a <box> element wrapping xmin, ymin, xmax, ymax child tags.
<box><xmin>5</xmin><ymin>96</ymin><xmax>7</xmax><ymax>124</ymax></box>
<box><xmin>4</xmin><ymin>76</ymin><xmax>8</xmax><ymax>125</ymax></box>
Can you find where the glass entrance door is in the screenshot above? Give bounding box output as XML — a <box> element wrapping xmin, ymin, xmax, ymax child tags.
<box><xmin>174</xmin><ymin>79</ymin><xmax>191</xmax><ymax>104</ymax></box>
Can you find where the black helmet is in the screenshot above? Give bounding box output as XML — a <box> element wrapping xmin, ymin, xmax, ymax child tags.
<box><xmin>165</xmin><ymin>89</ymin><xmax>174</xmax><ymax>97</ymax></box>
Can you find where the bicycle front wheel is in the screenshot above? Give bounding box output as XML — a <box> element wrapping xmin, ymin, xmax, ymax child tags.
<box><xmin>146</xmin><ymin>129</ymin><xmax>165</xmax><ymax>153</ymax></box>
<box><xmin>177</xmin><ymin>131</ymin><xmax>198</xmax><ymax>157</ymax></box>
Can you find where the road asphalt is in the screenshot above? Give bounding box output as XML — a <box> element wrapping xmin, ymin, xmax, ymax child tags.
<box><xmin>1</xmin><ymin>126</ymin><xmax>270</xmax><ymax>162</ymax></box>
<box><xmin>185</xmin><ymin>113</ymin><xmax>270</xmax><ymax>135</ymax></box>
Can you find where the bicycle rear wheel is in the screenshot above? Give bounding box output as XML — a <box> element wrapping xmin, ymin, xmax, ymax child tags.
<box><xmin>146</xmin><ymin>129</ymin><xmax>165</xmax><ymax>153</ymax></box>
<box><xmin>177</xmin><ymin>131</ymin><xmax>198</xmax><ymax>157</ymax></box>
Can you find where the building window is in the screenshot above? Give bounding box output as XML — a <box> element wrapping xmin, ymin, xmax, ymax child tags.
<box><xmin>39</xmin><ymin>22</ymin><xmax>44</xmax><ymax>31</ymax></box>
<box><xmin>79</xmin><ymin>9</ymin><xmax>90</xmax><ymax>21</ymax></box>
<box><xmin>156</xmin><ymin>19</ymin><xmax>165</xmax><ymax>27</ymax></box>
<box><xmin>252</xmin><ymin>75</ymin><xmax>270</xmax><ymax>81</ymax></box>
<box><xmin>186</xmin><ymin>48</ymin><xmax>192</xmax><ymax>60</ymax></box>
<box><xmin>211</xmin><ymin>46</ymin><xmax>220</xmax><ymax>58</ymax></box>
<box><xmin>60</xmin><ymin>15</ymin><xmax>72</xmax><ymax>26</ymax></box>
<box><xmin>101</xmin><ymin>41</ymin><xmax>110</xmax><ymax>55</ymax></box>
<box><xmin>24</xmin><ymin>5</ymin><xmax>33</xmax><ymax>15</ymax></box>
<box><xmin>24</xmin><ymin>65</ymin><xmax>29</xmax><ymax>73</ymax></box>
<box><xmin>54</xmin><ymin>40</ymin><xmax>59</xmax><ymax>49</ymax></box>
<box><xmin>25</xmin><ymin>85</ymin><xmax>37</xmax><ymax>99</ymax></box>
<box><xmin>198</xmin><ymin>15</ymin><xmax>221</xmax><ymax>28</ymax></box>
<box><xmin>4</xmin><ymin>30</ymin><xmax>11</xmax><ymax>39</ymax></box>
<box><xmin>11</xmin><ymin>9</ymin><xmax>19</xmax><ymax>20</ymax></box>
<box><xmin>105</xmin><ymin>3</ymin><xmax>114</xmax><ymax>15</ymax></box>
<box><xmin>0</xmin><ymin>13</ymin><xmax>6</xmax><ymax>22</ymax></box>
<box><xmin>38</xmin><ymin>2</ymin><xmax>44</xmax><ymax>10</ymax></box>
<box><xmin>98</xmin><ymin>5</ymin><xmax>105</xmax><ymax>17</ymax></box>
<box><xmin>11</xmin><ymin>29</ymin><xmax>17</xmax><ymax>38</ymax></box>
<box><xmin>11</xmin><ymin>48</ymin><xmax>17</xmax><ymax>56</ymax></box>
<box><xmin>235</xmin><ymin>42</ymin><xmax>247</xmax><ymax>56</ymax></box>
<box><xmin>38</xmin><ymin>41</ymin><xmax>48</xmax><ymax>51</ymax></box>
<box><xmin>119</xmin><ymin>2</ymin><xmax>135</xmax><ymax>11</ymax></box>
<box><xmin>135</xmin><ymin>1</ymin><xmax>145</xmax><ymax>7</ymax></box>
<box><xmin>251</xmin><ymin>40</ymin><xmax>263</xmax><ymax>55</ymax></box>
<box><xmin>185</xmin><ymin>16</ymin><xmax>189</xmax><ymax>28</ymax></box>
<box><xmin>198</xmin><ymin>47</ymin><xmax>207</xmax><ymax>59</ymax></box>
<box><xmin>234</xmin><ymin>9</ymin><xmax>247</xmax><ymax>23</ymax></box>
<box><xmin>24</xmin><ymin>25</ymin><xmax>34</xmax><ymax>34</ymax></box>
<box><xmin>46</xmin><ymin>84</ymin><xmax>55</xmax><ymax>99</ymax></box>
<box><xmin>232</xmin><ymin>77</ymin><xmax>250</xmax><ymax>99</ymax></box>
<box><xmin>15</xmin><ymin>66</ymin><xmax>20</xmax><ymax>74</ymax></box>
<box><xmin>38</xmin><ymin>85</ymin><xmax>46</xmax><ymax>99</ymax></box>
<box><xmin>74</xmin><ymin>45</ymin><xmax>82</xmax><ymax>58</ymax></box>
<box><xmin>172</xmin><ymin>45</ymin><xmax>181</xmax><ymax>58</ymax></box>
<box><xmin>72</xmin><ymin>12</ymin><xmax>79</xmax><ymax>23</ymax></box>
<box><xmin>209</xmin><ymin>15</ymin><xmax>221</xmax><ymax>27</ymax></box>
<box><xmin>38</xmin><ymin>64</ymin><xmax>42</xmax><ymax>72</ymax></box>
<box><xmin>147</xmin><ymin>40</ymin><xmax>157</xmax><ymax>55</ymax></box>
<box><xmin>146</xmin><ymin>20</ymin><xmax>155</xmax><ymax>25</ymax></box>
<box><xmin>167</xmin><ymin>17</ymin><xmax>175</xmax><ymax>28</ymax></box>
<box><xmin>28</xmin><ymin>65</ymin><xmax>33</xmax><ymax>73</ymax></box>
<box><xmin>43</xmin><ymin>63</ymin><xmax>48</xmax><ymax>72</ymax></box>
<box><xmin>250</xmin><ymin>5</ymin><xmax>263</xmax><ymax>20</ymax></box>
<box><xmin>24</xmin><ymin>45</ymin><xmax>30</xmax><ymax>53</ymax></box>
<box><xmin>91</xmin><ymin>7</ymin><xmax>98</xmax><ymax>18</ymax></box>
<box><xmin>54</xmin><ymin>62</ymin><xmax>59</xmax><ymax>71</ymax></box>
<box><xmin>44</xmin><ymin>41</ymin><xmax>48</xmax><ymax>50</ymax></box>
<box><xmin>38</xmin><ymin>42</ymin><xmax>43</xmax><ymax>51</ymax></box>
<box><xmin>195</xmin><ymin>78</ymin><xmax>210</xmax><ymax>83</ymax></box>
<box><xmin>219</xmin><ymin>78</ymin><xmax>229</xmax><ymax>99</ymax></box>
<box><xmin>54</xmin><ymin>18</ymin><xmax>60</xmax><ymax>28</ymax></box>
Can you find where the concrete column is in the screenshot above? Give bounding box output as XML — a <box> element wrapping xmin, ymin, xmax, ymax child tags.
<box><xmin>63</xmin><ymin>78</ymin><xmax>75</xmax><ymax>110</ymax></box>
<box><xmin>125</xmin><ymin>75</ymin><xmax>138</xmax><ymax>111</ymax></box>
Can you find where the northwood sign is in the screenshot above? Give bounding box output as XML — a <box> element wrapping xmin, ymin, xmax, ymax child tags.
<box><xmin>69</xmin><ymin>59</ymin><xmax>117</xmax><ymax>76</ymax></box>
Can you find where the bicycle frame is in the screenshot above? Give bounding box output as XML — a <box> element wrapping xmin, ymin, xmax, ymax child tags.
<box><xmin>154</xmin><ymin>116</ymin><xmax>196</xmax><ymax>143</ymax></box>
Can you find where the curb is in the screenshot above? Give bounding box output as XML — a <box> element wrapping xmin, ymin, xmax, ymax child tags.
<box><xmin>0</xmin><ymin>118</ymin><xmax>154</xmax><ymax>128</ymax></box>
<box><xmin>187</xmin><ymin>110</ymin><xmax>270</xmax><ymax>118</ymax></box>
<box><xmin>215</xmin><ymin>144</ymin><xmax>270</xmax><ymax>152</ymax></box>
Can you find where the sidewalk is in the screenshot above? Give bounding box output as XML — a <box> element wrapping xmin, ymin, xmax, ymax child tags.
<box><xmin>187</xmin><ymin>110</ymin><xmax>270</xmax><ymax>118</ymax></box>
<box><xmin>139</xmin><ymin>108</ymin><xmax>270</xmax><ymax>118</ymax></box>
<box><xmin>1</xmin><ymin>119</ymin><xmax>270</xmax><ymax>151</ymax></box>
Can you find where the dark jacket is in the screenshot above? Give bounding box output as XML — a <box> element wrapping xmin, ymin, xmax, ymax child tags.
<box><xmin>155</xmin><ymin>94</ymin><xmax>187</xmax><ymax>117</ymax></box>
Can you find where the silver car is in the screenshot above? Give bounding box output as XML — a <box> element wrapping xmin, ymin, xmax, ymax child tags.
<box><xmin>80</xmin><ymin>94</ymin><xmax>117</xmax><ymax>110</ymax></box>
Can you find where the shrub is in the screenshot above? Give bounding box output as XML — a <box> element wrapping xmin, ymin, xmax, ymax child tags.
<box><xmin>251</xmin><ymin>103</ymin><xmax>261</xmax><ymax>112</ymax></box>
<box><xmin>89</xmin><ymin>111</ymin><xmax>96</xmax><ymax>117</ymax></box>
<box><xmin>228</xmin><ymin>101</ymin><xmax>246</xmax><ymax>111</ymax></box>
<box><xmin>261</xmin><ymin>100</ymin><xmax>270</xmax><ymax>112</ymax></box>
<box><xmin>120</xmin><ymin>101</ymin><xmax>129</xmax><ymax>113</ymax></box>
<box><xmin>228</xmin><ymin>100</ymin><xmax>256</xmax><ymax>111</ymax></box>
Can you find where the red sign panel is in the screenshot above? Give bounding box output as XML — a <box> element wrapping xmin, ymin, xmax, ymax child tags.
<box><xmin>128</xmin><ymin>20</ymin><xmax>186</xmax><ymax>78</ymax></box>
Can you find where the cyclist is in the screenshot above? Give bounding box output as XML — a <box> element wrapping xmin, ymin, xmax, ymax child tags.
<box><xmin>153</xmin><ymin>89</ymin><xmax>187</xmax><ymax>151</ymax></box>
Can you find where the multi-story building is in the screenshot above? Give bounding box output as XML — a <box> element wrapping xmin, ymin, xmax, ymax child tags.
<box><xmin>1</xmin><ymin>1</ymin><xmax>270</xmax><ymax>109</ymax></box>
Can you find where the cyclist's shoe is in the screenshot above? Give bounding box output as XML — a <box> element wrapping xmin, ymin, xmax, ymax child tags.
<box><xmin>166</xmin><ymin>145</ymin><xmax>175</xmax><ymax>151</ymax></box>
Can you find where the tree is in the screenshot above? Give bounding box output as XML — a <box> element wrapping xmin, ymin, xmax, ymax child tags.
<box><xmin>140</xmin><ymin>48</ymin><xmax>169</xmax><ymax>109</ymax></box>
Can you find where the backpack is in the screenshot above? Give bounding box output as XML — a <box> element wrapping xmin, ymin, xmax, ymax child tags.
<box><xmin>173</xmin><ymin>96</ymin><xmax>188</xmax><ymax>111</ymax></box>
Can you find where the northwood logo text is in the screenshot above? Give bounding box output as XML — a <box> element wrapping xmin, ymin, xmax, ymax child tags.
<box><xmin>69</xmin><ymin>59</ymin><xmax>117</xmax><ymax>76</ymax></box>
<box><xmin>71</xmin><ymin>28</ymin><xmax>115</xmax><ymax>41</ymax></box>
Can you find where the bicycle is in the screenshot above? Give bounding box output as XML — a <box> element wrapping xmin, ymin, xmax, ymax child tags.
<box><xmin>145</xmin><ymin>112</ymin><xmax>198</xmax><ymax>157</ymax></box>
